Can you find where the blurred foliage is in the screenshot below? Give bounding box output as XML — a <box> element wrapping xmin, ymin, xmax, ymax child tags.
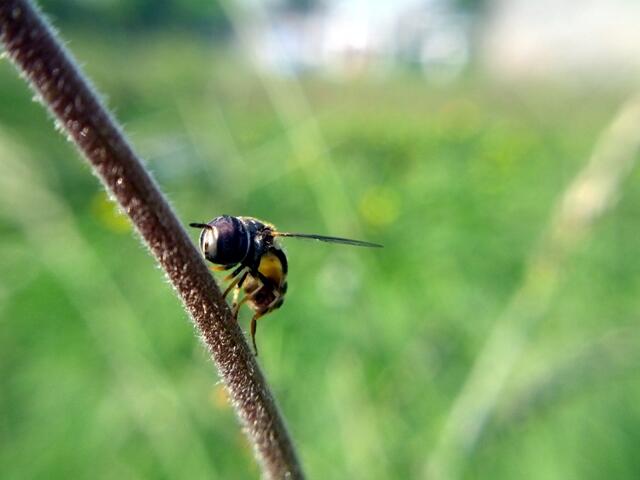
<box><xmin>36</xmin><ymin>0</ymin><xmax>484</xmax><ymax>33</ymax></box>
<box><xmin>454</xmin><ymin>0</ymin><xmax>488</xmax><ymax>13</ymax></box>
<box><xmin>280</xmin><ymin>0</ymin><xmax>320</xmax><ymax>13</ymax></box>
<box><xmin>1</xmin><ymin>28</ymin><xmax>639</xmax><ymax>480</ymax></box>
<box><xmin>38</xmin><ymin>0</ymin><xmax>230</xmax><ymax>34</ymax></box>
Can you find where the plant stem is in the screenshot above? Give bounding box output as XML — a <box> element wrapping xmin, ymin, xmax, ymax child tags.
<box><xmin>0</xmin><ymin>1</ymin><xmax>304</xmax><ymax>478</ymax></box>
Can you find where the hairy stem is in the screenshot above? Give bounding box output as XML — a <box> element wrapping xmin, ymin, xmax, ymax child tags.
<box><xmin>0</xmin><ymin>1</ymin><xmax>304</xmax><ymax>478</ymax></box>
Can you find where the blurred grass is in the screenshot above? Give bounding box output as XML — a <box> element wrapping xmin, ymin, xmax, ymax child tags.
<box><xmin>1</xmin><ymin>31</ymin><xmax>640</xmax><ymax>479</ymax></box>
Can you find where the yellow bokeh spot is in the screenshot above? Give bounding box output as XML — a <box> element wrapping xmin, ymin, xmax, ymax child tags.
<box><xmin>359</xmin><ymin>186</ymin><xmax>400</xmax><ymax>227</ymax></box>
<box><xmin>90</xmin><ymin>192</ymin><xmax>131</xmax><ymax>233</ymax></box>
<box><xmin>209</xmin><ymin>383</ymin><xmax>231</xmax><ymax>410</ymax></box>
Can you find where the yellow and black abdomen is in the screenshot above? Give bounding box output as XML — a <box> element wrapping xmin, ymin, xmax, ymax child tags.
<box><xmin>258</xmin><ymin>248</ymin><xmax>287</xmax><ymax>286</ymax></box>
<box><xmin>244</xmin><ymin>246</ymin><xmax>288</xmax><ymax>315</ymax></box>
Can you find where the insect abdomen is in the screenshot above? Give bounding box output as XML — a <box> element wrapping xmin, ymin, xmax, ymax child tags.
<box><xmin>257</xmin><ymin>250</ymin><xmax>286</xmax><ymax>286</ymax></box>
<box><xmin>243</xmin><ymin>248</ymin><xmax>288</xmax><ymax>314</ymax></box>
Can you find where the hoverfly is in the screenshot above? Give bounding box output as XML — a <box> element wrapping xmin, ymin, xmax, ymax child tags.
<box><xmin>189</xmin><ymin>215</ymin><xmax>382</xmax><ymax>355</ymax></box>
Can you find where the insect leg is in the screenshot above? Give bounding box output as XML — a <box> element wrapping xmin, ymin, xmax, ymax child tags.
<box><xmin>237</xmin><ymin>270</ymin><xmax>249</xmax><ymax>289</ymax></box>
<box><xmin>248</xmin><ymin>288</ymin><xmax>285</xmax><ymax>356</ymax></box>
<box><xmin>232</xmin><ymin>295</ymin><xmax>249</xmax><ymax>318</ymax></box>
<box><xmin>230</xmin><ymin>271</ymin><xmax>250</xmax><ymax>318</ymax></box>
<box><xmin>224</xmin><ymin>265</ymin><xmax>246</xmax><ymax>281</ymax></box>
<box><xmin>254</xmin><ymin>271</ymin><xmax>276</xmax><ymax>289</ymax></box>
<box><xmin>233</xmin><ymin>268</ymin><xmax>271</xmax><ymax>306</ymax></box>
<box><xmin>263</xmin><ymin>289</ymin><xmax>284</xmax><ymax>313</ymax></box>
<box><xmin>222</xmin><ymin>265</ymin><xmax>246</xmax><ymax>298</ymax></box>
<box><xmin>210</xmin><ymin>264</ymin><xmax>236</xmax><ymax>272</ymax></box>
<box><xmin>250</xmin><ymin>313</ymin><xmax>263</xmax><ymax>356</ymax></box>
<box><xmin>231</xmin><ymin>287</ymin><xmax>241</xmax><ymax>313</ymax></box>
<box><xmin>232</xmin><ymin>281</ymin><xmax>264</xmax><ymax>318</ymax></box>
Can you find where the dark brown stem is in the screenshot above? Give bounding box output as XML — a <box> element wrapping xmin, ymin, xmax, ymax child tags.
<box><xmin>0</xmin><ymin>1</ymin><xmax>304</xmax><ymax>478</ymax></box>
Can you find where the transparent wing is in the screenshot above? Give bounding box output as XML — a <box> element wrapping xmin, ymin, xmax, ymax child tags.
<box><xmin>273</xmin><ymin>231</ymin><xmax>383</xmax><ymax>248</ymax></box>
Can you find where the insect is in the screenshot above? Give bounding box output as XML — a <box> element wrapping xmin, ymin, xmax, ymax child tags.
<box><xmin>189</xmin><ymin>215</ymin><xmax>382</xmax><ymax>355</ymax></box>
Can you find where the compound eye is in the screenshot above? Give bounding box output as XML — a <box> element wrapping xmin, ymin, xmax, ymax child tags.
<box><xmin>210</xmin><ymin>215</ymin><xmax>250</xmax><ymax>265</ymax></box>
<box><xmin>199</xmin><ymin>227</ymin><xmax>218</xmax><ymax>261</ymax></box>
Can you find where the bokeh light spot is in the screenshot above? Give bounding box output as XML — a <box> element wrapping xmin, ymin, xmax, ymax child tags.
<box><xmin>359</xmin><ymin>186</ymin><xmax>400</xmax><ymax>227</ymax></box>
<box><xmin>90</xmin><ymin>191</ymin><xmax>131</xmax><ymax>233</ymax></box>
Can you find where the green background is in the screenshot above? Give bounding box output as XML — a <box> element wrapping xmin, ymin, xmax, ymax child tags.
<box><xmin>1</xmin><ymin>4</ymin><xmax>640</xmax><ymax>479</ymax></box>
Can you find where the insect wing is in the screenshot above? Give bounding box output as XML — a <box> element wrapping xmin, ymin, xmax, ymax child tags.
<box><xmin>274</xmin><ymin>232</ymin><xmax>382</xmax><ymax>248</ymax></box>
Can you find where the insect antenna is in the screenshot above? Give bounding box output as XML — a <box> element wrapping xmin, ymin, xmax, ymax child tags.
<box><xmin>189</xmin><ymin>222</ymin><xmax>212</xmax><ymax>229</ymax></box>
<box><xmin>273</xmin><ymin>231</ymin><xmax>383</xmax><ymax>248</ymax></box>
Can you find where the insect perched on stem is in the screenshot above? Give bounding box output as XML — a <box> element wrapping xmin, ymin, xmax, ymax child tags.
<box><xmin>189</xmin><ymin>215</ymin><xmax>382</xmax><ymax>355</ymax></box>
